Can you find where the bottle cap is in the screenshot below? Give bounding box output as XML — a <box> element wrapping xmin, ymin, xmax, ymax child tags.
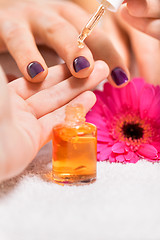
<box><xmin>98</xmin><ymin>0</ymin><xmax>124</xmax><ymax>12</ymax></box>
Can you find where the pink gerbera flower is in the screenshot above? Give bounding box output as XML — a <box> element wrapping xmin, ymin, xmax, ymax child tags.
<box><xmin>86</xmin><ymin>78</ymin><xmax>160</xmax><ymax>163</ymax></box>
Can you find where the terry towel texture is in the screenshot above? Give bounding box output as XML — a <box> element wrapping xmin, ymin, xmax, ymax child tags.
<box><xmin>0</xmin><ymin>142</ymin><xmax>160</xmax><ymax>240</ymax></box>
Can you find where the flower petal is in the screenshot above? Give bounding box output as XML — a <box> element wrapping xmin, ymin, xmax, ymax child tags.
<box><xmin>140</xmin><ymin>86</ymin><xmax>155</xmax><ymax>119</ymax></box>
<box><xmin>129</xmin><ymin>154</ymin><xmax>139</xmax><ymax>163</ymax></box>
<box><xmin>112</xmin><ymin>142</ymin><xmax>125</xmax><ymax>154</ymax></box>
<box><xmin>132</xmin><ymin>78</ymin><xmax>145</xmax><ymax>95</ymax></box>
<box><xmin>99</xmin><ymin>147</ymin><xmax>112</xmax><ymax>161</ymax></box>
<box><xmin>124</xmin><ymin>151</ymin><xmax>139</xmax><ymax>163</ymax></box>
<box><xmin>138</xmin><ymin>144</ymin><xmax>158</xmax><ymax>159</ymax></box>
<box><xmin>87</xmin><ymin>115</ymin><xmax>106</xmax><ymax>129</ymax></box>
<box><xmin>106</xmin><ymin>96</ymin><xmax>118</xmax><ymax>114</ymax></box>
<box><xmin>102</xmin><ymin>104</ymin><xmax>114</xmax><ymax>120</ymax></box>
<box><xmin>109</xmin><ymin>87</ymin><xmax>122</xmax><ymax>110</ymax></box>
<box><xmin>124</xmin><ymin>151</ymin><xmax>134</xmax><ymax>161</ymax></box>
<box><xmin>109</xmin><ymin>153</ymin><xmax>116</xmax><ymax>163</ymax></box>
<box><xmin>98</xmin><ymin>143</ymin><xmax>107</xmax><ymax>151</ymax></box>
<box><xmin>103</xmin><ymin>83</ymin><xmax>122</xmax><ymax>112</ymax></box>
<box><xmin>119</xmin><ymin>86</ymin><xmax>128</xmax><ymax>109</ymax></box>
<box><xmin>97</xmin><ymin>134</ymin><xmax>113</xmax><ymax>143</ymax></box>
<box><xmin>116</xmin><ymin>155</ymin><xmax>125</xmax><ymax>163</ymax></box>
<box><xmin>103</xmin><ymin>82</ymin><xmax>114</xmax><ymax>99</ymax></box>
<box><xmin>126</xmin><ymin>81</ymin><xmax>139</xmax><ymax>110</ymax></box>
<box><xmin>152</xmin><ymin>142</ymin><xmax>160</xmax><ymax>152</ymax></box>
<box><xmin>148</xmin><ymin>93</ymin><xmax>160</xmax><ymax>120</ymax></box>
<box><xmin>155</xmin><ymin>85</ymin><xmax>160</xmax><ymax>98</ymax></box>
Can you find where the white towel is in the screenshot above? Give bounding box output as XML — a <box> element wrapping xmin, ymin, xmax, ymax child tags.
<box><xmin>0</xmin><ymin>142</ymin><xmax>160</xmax><ymax>240</ymax></box>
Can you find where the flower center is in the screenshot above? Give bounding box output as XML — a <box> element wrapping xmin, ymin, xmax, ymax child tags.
<box><xmin>122</xmin><ymin>122</ymin><xmax>144</xmax><ymax>140</ymax></box>
<box><xmin>112</xmin><ymin>113</ymin><xmax>153</xmax><ymax>147</ymax></box>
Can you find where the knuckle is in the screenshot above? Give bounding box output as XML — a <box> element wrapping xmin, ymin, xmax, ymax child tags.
<box><xmin>63</xmin><ymin>42</ymin><xmax>75</xmax><ymax>58</ymax></box>
<box><xmin>45</xmin><ymin>20</ymin><xmax>67</xmax><ymax>36</ymax></box>
<box><xmin>2</xmin><ymin>21</ymin><xmax>25</xmax><ymax>42</ymax></box>
<box><xmin>48</xmin><ymin>87</ymin><xmax>63</xmax><ymax>108</ymax></box>
<box><xmin>25</xmin><ymin>3</ymin><xmax>42</xmax><ymax>17</ymax></box>
<box><xmin>55</xmin><ymin>1</ymin><xmax>77</xmax><ymax>13</ymax></box>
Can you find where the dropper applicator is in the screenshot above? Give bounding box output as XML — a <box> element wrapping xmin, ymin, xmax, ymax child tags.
<box><xmin>78</xmin><ymin>0</ymin><xmax>124</xmax><ymax>48</ymax></box>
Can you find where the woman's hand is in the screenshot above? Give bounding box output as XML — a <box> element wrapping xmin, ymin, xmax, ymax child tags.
<box><xmin>0</xmin><ymin>0</ymin><xmax>129</xmax><ymax>87</ymax></box>
<box><xmin>73</xmin><ymin>0</ymin><xmax>160</xmax><ymax>85</ymax></box>
<box><xmin>121</xmin><ymin>0</ymin><xmax>160</xmax><ymax>40</ymax></box>
<box><xmin>0</xmin><ymin>61</ymin><xmax>109</xmax><ymax>182</ymax></box>
<box><xmin>119</xmin><ymin>0</ymin><xmax>160</xmax><ymax>84</ymax></box>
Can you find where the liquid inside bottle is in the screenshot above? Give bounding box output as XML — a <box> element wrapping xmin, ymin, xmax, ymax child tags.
<box><xmin>52</xmin><ymin>104</ymin><xmax>97</xmax><ymax>185</ymax></box>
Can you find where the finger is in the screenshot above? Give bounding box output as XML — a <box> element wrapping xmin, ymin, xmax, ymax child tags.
<box><xmin>87</xmin><ymin>29</ymin><xmax>130</xmax><ymax>88</ymax></box>
<box><xmin>59</xmin><ymin>4</ymin><xmax>130</xmax><ymax>87</ymax></box>
<box><xmin>8</xmin><ymin>64</ymin><xmax>71</xmax><ymax>99</ymax></box>
<box><xmin>30</xmin><ymin>11</ymin><xmax>94</xmax><ymax>79</ymax></box>
<box><xmin>26</xmin><ymin>61</ymin><xmax>109</xmax><ymax>118</ymax></box>
<box><xmin>102</xmin><ymin>13</ymin><xmax>131</xmax><ymax>68</ymax></box>
<box><xmin>129</xmin><ymin>27</ymin><xmax>160</xmax><ymax>85</ymax></box>
<box><xmin>0</xmin><ymin>37</ymin><xmax>6</xmax><ymax>52</ymax></box>
<box><xmin>38</xmin><ymin>90</ymin><xmax>96</xmax><ymax>147</ymax></box>
<box><xmin>125</xmin><ymin>0</ymin><xmax>160</xmax><ymax>18</ymax></box>
<box><xmin>0</xmin><ymin>90</ymin><xmax>96</xmax><ymax>183</ymax></box>
<box><xmin>121</xmin><ymin>6</ymin><xmax>160</xmax><ymax>40</ymax></box>
<box><xmin>0</xmin><ymin>20</ymin><xmax>48</xmax><ymax>82</ymax></box>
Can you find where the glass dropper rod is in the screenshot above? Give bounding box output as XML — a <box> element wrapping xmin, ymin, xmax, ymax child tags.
<box><xmin>78</xmin><ymin>3</ymin><xmax>109</xmax><ymax>48</ymax></box>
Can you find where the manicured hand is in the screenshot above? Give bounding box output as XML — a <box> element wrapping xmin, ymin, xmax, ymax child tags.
<box><xmin>0</xmin><ymin>0</ymin><xmax>129</xmax><ymax>87</ymax></box>
<box><xmin>119</xmin><ymin>0</ymin><xmax>160</xmax><ymax>84</ymax></box>
<box><xmin>74</xmin><ymin>0</ymin><xmax>160</xmax><ymax>84</ymax></box>
<box><xmin>0</xmin><ymin>61</ymin><xmax>109</xmax><ymax>182</ymax></box>
<box><xmin>121</xmin><ymin>0</ymin><xmax>160</xmax><ymax>40</ymax></box>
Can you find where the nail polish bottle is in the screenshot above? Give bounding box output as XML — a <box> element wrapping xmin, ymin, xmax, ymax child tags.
<box><xmin>52</xmin><ymin>104</ymin><xmax>97</xmax><ymax>185</ymax></box>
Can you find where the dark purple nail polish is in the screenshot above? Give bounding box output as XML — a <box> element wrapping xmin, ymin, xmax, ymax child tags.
<box><xmin>73</xmin><ymin>56</ymin><xmax>90</xmax><ymax>73</ymax></box>
<box><xmin>27</xmin><ymin>61</ymin><xmax>44</xmax><ymax>78</ymax></box>
<box><xmin>111</xmin><ymin>67</ymin><xmax>128</xmax><ymax>86</ymax></box>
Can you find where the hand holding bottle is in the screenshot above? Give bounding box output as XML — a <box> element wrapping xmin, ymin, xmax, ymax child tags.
<box><xmin>0</xmin><ymin>61</ymin><xmax>108</xmax><ymax>182</ymax></box>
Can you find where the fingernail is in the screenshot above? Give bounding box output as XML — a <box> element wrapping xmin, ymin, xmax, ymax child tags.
<box><xmin>73</xmin><ymin>56</ymin><xmax>90</xmax><ymax>73</ymax></box>
<box><xmin>111</xmin><ymin>67</ymin><xmax>128</xmax><ymax>86</ymax></box>
<box><xmin>27</xmin><ymin>61</ymin><xmax>44</xmax><ymax>78</ymax></box>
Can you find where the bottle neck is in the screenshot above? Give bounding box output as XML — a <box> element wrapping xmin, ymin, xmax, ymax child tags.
<box><xmin>65</xmin><ymin>119</ymin><xmax>85</xmax><ymax>127</ymax></box>
<box><xmin>65</xmin><ymin>104</ymin><xmax>86</xmax><ymax>127</ymax></box>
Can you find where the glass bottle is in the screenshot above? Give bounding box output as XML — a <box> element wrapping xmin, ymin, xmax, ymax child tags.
<box><xmin>52</xmin><ymin>104</ymin><xmax>97</xmax><ymax>185</ymax></box>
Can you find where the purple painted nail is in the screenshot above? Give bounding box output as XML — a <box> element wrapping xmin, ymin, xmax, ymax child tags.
<box><xmin>73</xmin><ymin>56</ymin><xmax>90</xmax><ymax>73</ymax></box>
<box><xmin>111</xmin><ymin>67</ymin><xmax>128</xmax><ymax>86</ymax></box>
<box><xmin>27</xmin><ymin>61</ymin><xmax>44</xmax><ymax>78</ymax></box>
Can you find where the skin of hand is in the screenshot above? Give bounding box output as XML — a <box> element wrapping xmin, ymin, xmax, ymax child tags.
<box><xmin>119</xmin><ymin>0</ymin><xmax>160</xmax><ymax>85</ymax></box>
<box><xmin>0</xmin><ymin>0</ymin><xmax>129</xmax><ymax>87</ymax></box>
<box><xmin>0</xmin><ymin>61</ymin><xmax>109</xmax><ymax>182</ymax></box>
<box><xmin>74</xmin><ymin>0</ymin><xmax>160</xmax><ymax>85</ymax></box>
<box><xmin>121</xmin><ymin>0</ymin><xmax>160</xmax><ymax>40</ymax></box>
